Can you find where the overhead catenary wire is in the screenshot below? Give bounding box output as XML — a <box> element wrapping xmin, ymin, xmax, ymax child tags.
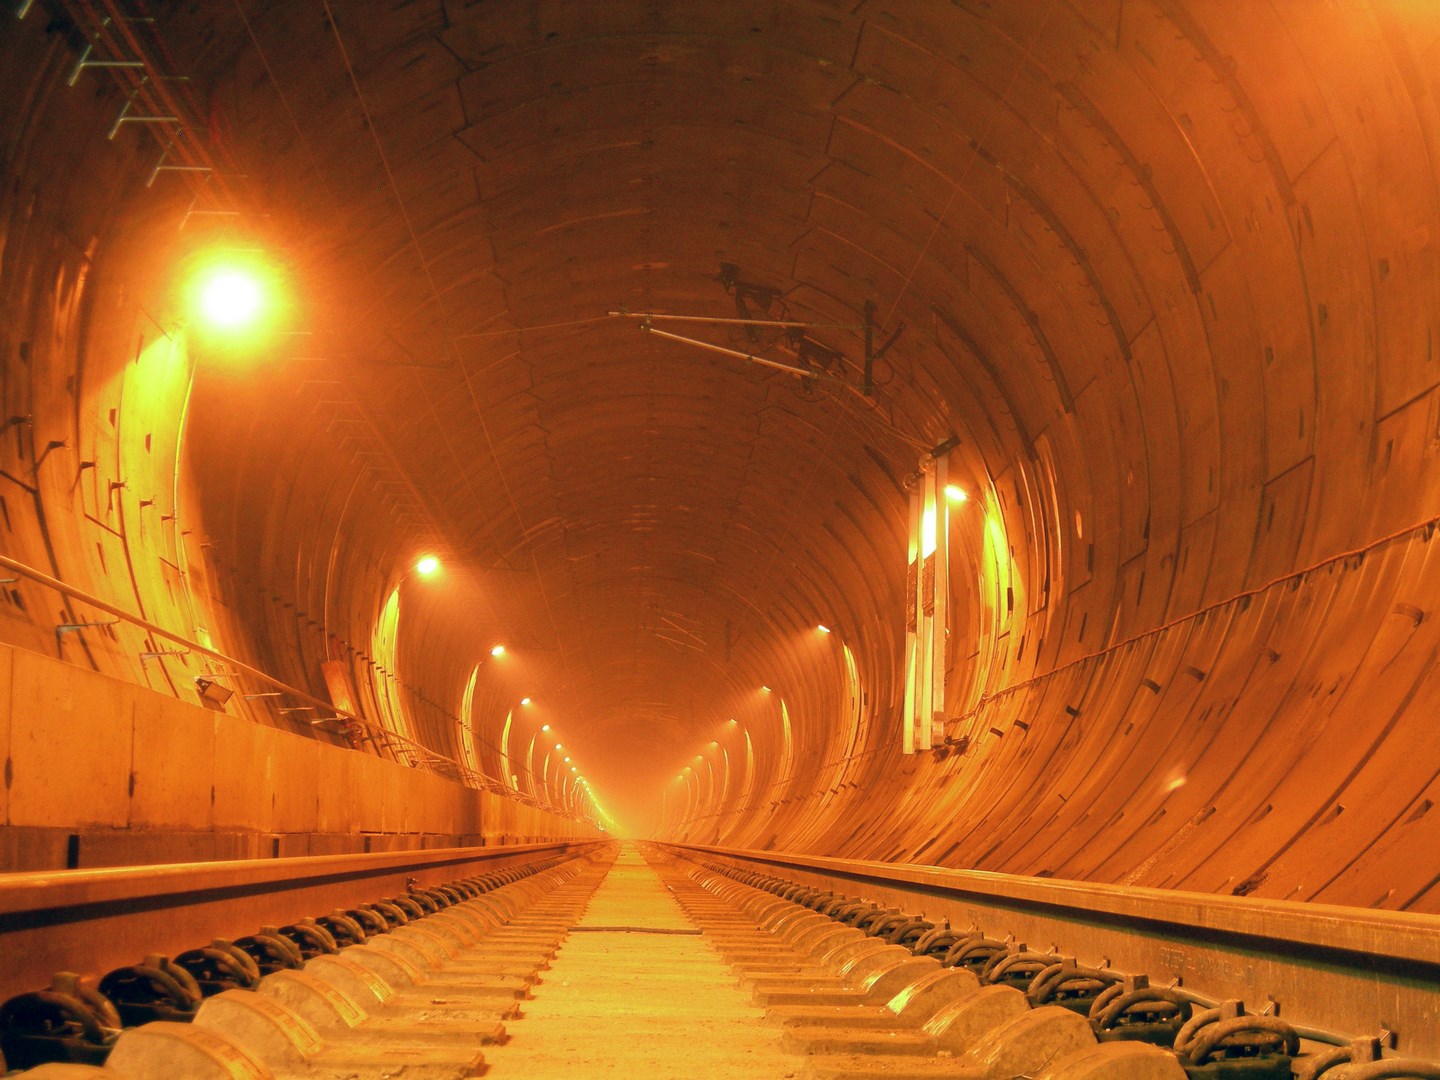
<box><xmin>319</xmin><ymin>0</ymin><xmax>456</xmax><ymax>365</ymax></box>
<box><xmin>640</xmin><ymin>324</ymin><xmax>842</xmax><ymax>383</ymax></box>
<box><xmin>232</xmin><ymin>5</ymin><xmax>582</xmax><ymax>750</ymax></box>
<box><xmin>610</xmin><ymin>310</ymin><xmax>864</xmax><ymax>330</ymax></box>
<box><xmin>881</xmin><ymin>0</ymin><xmax>1058</xmax><ymax>327</ymax></box>
<box><xmin>640</xmin><ymin>320</ymin><xmax>933</xmax><ymax>452</ymax></box>
<box><xmin>315</xmin><ymin>10</ymin><xmax>582</xmax><ymax>688</ymax></box>
<box><xmin>453</xmin><ymin>315</ymin><xmax>616</xmax><ymax>341</ymax></box>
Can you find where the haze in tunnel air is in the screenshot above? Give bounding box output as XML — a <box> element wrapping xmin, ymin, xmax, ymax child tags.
<box><xmin>2</xmin><ymin>3</ymin><xmax>1440</xmax><ymax>909</ymax></box>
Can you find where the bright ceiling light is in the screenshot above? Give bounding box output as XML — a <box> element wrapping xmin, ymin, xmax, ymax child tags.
<box><xmin>414</xmin><ymin>555</ymin><xmax>440</xmax><ymax>576</ymax></box>
<box><xmin>944</xmin><ymin>484</ymin><xmax>969</xmax><ymax>503</ymax></box>
<box><xmin>555</xmin><ymin>743</ymin><xmax>563</xmax><ymax>750</ymax></box>
<box><xmin>197</xmin><ymin>267</ymin><xmax>264</xmax><ymax>329</ymax></box>
<box><xmin>694</xmin><ymin>755</ymin><xmax>703</xmax><ymax>762</ymax></box>
<box><xmin>570</xmin><ymin>766</ymin><xmax>577</xmax><ymax>772</ymax></box>
<box><xmin>520</xmin><ymin>696</ymin><xmax>532</xmax><ymax>706</ymax></box>
<box><xmin>727</xmin><ymin>718</ymin><xmax>737</xmax><ymax>724</ymax></box>
<box><xmin>490</xmin><ymin>644</ymin><xmax>506</xmax><ymax>657</ymax></box>
<box><xmin>563</xmin><ymin>756</ymin><xmax>571</xmax><ymax>763</ymax></box>
<box><xmin>761</xmin><ymin>685</ymin><xmax>772</xmax><ymax>693</ymax></box>
<box><xmin>541</xmin><ymin>723</ymin><xmax>551</xmax><ymax>732</ymax></box>
<box><xmin>817</xmin><ymin>623</ymin><xmax>832</xmax><ymax>634</ymax></box>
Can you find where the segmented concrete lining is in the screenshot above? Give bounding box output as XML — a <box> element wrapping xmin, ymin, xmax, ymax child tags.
<box><xmin>483</xmin><ymin>844</ymin><xmax>802</xmax><ymax>1078</ymax></box>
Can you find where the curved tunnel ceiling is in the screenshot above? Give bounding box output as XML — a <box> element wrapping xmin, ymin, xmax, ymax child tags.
<box><xmin>5</xmin><ymin>1</ymin><xmax>1440</xmax><ymax>904</ymax></box>
<box><xmin>193</xmin><ymin>0</ymin><xmax>1007</xmax><ymax>807</ymax></box>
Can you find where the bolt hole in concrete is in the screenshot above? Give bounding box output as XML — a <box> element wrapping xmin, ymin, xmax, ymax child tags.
<box><xmin>482</xmin><ymin>844</ymin><xmax>803</xmax><ymax>1078</ymax></box>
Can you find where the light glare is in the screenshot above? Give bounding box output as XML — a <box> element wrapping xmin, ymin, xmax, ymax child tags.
<box><xmin>817</xmin><ymin>623</ymin><xmax>832</xmax><ymax>634</ymax></box>
<box><xmin>490</xmin><ymin>644</ymin><xmax>506</xmax><ymax>657</ymax></box>
<box><xmin>415</xmin><ymin>555</ymin><xmax>440</xmax><ymax>576</ymax></box>
<box><xmin>199</xmin><ymin>269</ymin><xmax>263</xmax><ymax>329</ymax></box>
<box><xmin>921</xmin><ymin>498</ymin><xmax>938</xmax><ymax>557</ymax></box>
<box><xmin>520</xmin><ymin>696</ymin><xmax>532</xmax><ymax>706</ymax></box>
<box><xmin>944</xmin><ymin>484</ymin><xmax>969</xmax><ymax>503</ymax></box>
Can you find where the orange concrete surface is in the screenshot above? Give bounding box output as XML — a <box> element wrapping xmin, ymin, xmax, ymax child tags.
<box><xmin>482</xmin><ymin>844</ymin><xmax>803</xmax><ymax>1078</ymax></box>
<box><xmin>0</xmin><ymin>0</ymin><xmax>1439</xmax><ymax>915</ymax></box>
<box><xmin>0</xmin><ymin>642</ymin><xmax>586</xmax><ymax>869</ymax></box>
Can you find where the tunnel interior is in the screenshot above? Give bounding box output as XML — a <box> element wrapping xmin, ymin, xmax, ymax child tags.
<box><xmin>2</xmin><ymin>0</ymin><xmax>1440</xmax><ymax>913</ymax></box>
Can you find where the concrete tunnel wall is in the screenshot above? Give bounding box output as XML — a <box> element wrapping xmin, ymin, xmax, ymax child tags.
<box><xmin>2</xmin><ymin>2</ymin><xmax>1440</xmax><ymax>910</ymax></box>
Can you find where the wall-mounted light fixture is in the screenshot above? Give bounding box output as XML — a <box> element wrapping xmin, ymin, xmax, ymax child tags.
<box><xmin>194</xmin><ymin>676</ymin><xmax>234</xmax><ymax>706</ymax></box>
<box><xmin>201</xmin><ymin>272</ymin><xmax>261</xmax><ymax>328</ymax></box>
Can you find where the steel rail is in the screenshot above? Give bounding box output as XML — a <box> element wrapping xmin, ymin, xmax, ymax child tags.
<box><xmin>0</xmin><ymin>840</ymin><xmax>607</xmax><ymax>1005</ymax></box>
<box><xmin>661</xmin><ymin>842</ymin><xmax>1440</xmax><ymax>1059</ymax></box>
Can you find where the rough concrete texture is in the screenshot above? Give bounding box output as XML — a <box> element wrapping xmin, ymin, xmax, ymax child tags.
<box><xmin>0</xmin><ymin>642</ymin><xmax>589</xmax><ymax>870</ymax></box>
<box><xmin>483</xmin><ymin>843</ymin><xmax>803</xmax><ymax>1078</ymax></box>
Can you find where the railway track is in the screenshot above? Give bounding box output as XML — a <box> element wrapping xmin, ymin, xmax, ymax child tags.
<box><xmin>658</xmin><ymin>842</ymin><xmax>1440</xmax><ymax>1077</ymax></box>
<box><xmin>0</xmin><ymin>840</ymin><xmax>1436</xmax><ymax>1077</ymax></box>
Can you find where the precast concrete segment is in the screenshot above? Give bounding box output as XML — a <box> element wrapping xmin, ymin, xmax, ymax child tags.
<box><xmin>482</xmin><ymin>843</ymin><xmax>805</xmax><ymax>1078</ymax></box>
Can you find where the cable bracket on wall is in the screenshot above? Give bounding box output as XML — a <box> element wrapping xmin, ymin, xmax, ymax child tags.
<box><xmin>41</xmin><ymin>0</ymin><xmax>259</xmax><ymax>223</ymax></box>
<box><xmin>611</xmin><ymin>263</ymin><xmax>906</xmax><ymax>400</ymax></box>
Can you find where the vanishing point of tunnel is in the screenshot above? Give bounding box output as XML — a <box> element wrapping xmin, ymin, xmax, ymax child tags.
<box><xmin>2</xmin><ymin>0</ymin><xmax>1440</xmax><ymax>1074</ymax></box>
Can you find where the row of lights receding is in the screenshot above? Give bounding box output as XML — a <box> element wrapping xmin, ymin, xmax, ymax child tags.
<box><xmin>772</xmin><ymin>486</ymin><xmax>966</xmax><ymax>668</ymax></box>
<box><xmin>395</xmin><ymin>417</ymin><xmax>964</xmax><ymax>812</ymax></box>
<box><xmin>195</xmin><ymin>270</ymin><xmax>608</xmax><ymax>814</ymax></box>
<box><xmin>529</xmin><ymin>696</ymin><xmax>609</xmax><ymax>831</ymax></box>
<box><xmin>183</xmin><ymin>273</ymin><xmax>548</xmax><ymax>780</ymax></box>
<box><xmin>674</xmin><ymin>718</ymin><xmax>740</xmax><ymax>780</ymax></box>
<box><xmin>412</xmin><ymin>556</ymin><xmax>533</xmax><ymax>705</ymax></box>
<box><xmin>539</xmin><ymin>724</ymin><xmax>581</xmax><ymax>782</ymax></box>
<box><xmin>534</xmin><ymin>720</ymin><xmax>598</xmax><ymax>826</ymax></box>
<box><xmin>669</xmin><ymin>493</ymin><xmax>977</xmax><ymax>785</ymax></box>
